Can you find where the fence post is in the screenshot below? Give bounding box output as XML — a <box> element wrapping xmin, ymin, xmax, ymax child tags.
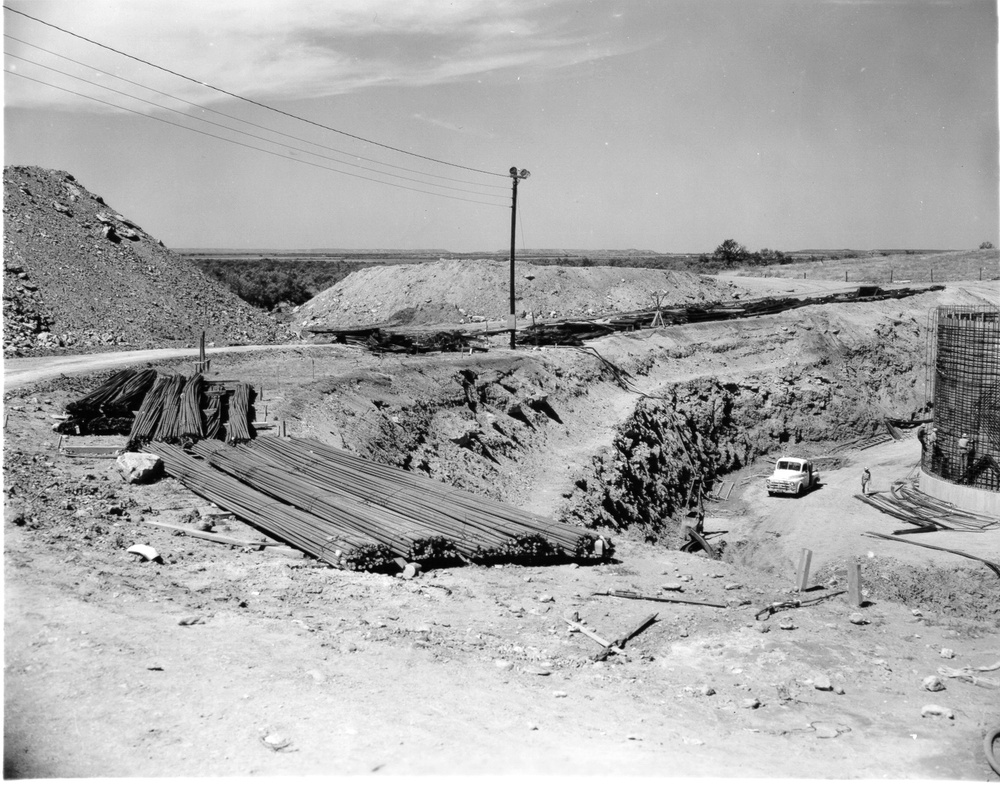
<box><xmin>848</xmin><ymin>562</ymin><xmax>864</xmax><ymax>607</ymax></box>
<box><xmin>796</xmin><ymin>549</ymin><xmax>813</xmax><ymax>592</ymax></box>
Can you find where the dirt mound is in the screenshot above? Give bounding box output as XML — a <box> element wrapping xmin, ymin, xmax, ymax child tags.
<box><xmin>3</xmin><ymin>166</ymin><xmax>289</xmax><ymax>357</ymax></box>
<box><xmin>292</xmin><ymin>259</ymin><xmax>740</xmax><ymax>329</ymax></box>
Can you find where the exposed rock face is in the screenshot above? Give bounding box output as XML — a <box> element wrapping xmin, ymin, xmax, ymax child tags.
<box><xmin>3</xmin><ymin>165</ymin><xmax>290</xmax><ymax>357</ymax></box>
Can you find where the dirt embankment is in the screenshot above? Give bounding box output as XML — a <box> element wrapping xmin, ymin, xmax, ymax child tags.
<box><xmin>292</xmin><ymin>260</ymin><xmax>744</xmax><ymax>330</ymax></box>
<box><xmin>3</xmin><ymin>166</ymin><xmax>289</xmax><ymax>357</ymax></box>
<box><xmin>558</xmin><ymin>308</ymin><xmax>932</xmax><ymax>545</ymax></box>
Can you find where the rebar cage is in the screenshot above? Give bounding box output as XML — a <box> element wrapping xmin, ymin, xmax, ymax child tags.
<box><xmin>924</xmin><ymin>306</ymin><xmax>1000</xmax><ymax>490</ymax></box>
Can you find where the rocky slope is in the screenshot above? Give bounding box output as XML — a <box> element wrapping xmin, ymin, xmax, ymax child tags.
<box><xmin>3</xmin><ymin>166</ymin><xmax>289</xmax><ymax>356</ymax></box>
<box><xmin>292</xmin><ymin>259</ymin><xmax>742</xmax><ymax>330</ymax></box>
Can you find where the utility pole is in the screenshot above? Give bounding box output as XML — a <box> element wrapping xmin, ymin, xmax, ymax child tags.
<box><xmin>508</xmin><ymin>166</ymin><xmax>530</xmax><ymax>349</ymax></box>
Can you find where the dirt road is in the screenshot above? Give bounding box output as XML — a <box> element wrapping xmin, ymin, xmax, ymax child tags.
<box><xmin>3</xmin><ymin>344</ymin><xmax>303</xmax><ymax>392</ymax></box>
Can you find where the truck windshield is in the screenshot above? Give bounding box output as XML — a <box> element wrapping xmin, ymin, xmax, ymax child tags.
<box><xmin>777</xmin><ymin>461</ymin><xmax>801</xmax><ymax>471</ymax></box>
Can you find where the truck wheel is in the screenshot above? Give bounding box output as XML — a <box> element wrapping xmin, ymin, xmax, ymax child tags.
<box><xmin>767</xmin><ymin>491</ymin><xmax>774</xmax><ymax>497</ymax></box>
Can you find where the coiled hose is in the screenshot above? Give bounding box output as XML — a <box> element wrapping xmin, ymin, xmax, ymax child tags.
<box><xmin>986</xmin><ymin>725</ymin><xmax>1000</xmax><ymax>776</ymax></box>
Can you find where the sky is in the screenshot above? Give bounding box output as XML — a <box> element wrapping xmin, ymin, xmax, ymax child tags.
<box><xmin>3</xmin><ymin>0</ymin><xmax>998</xmax><ymax>253</ymax></box>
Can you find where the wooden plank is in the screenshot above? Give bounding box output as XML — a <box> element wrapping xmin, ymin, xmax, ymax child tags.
<box><xmin>562</xmin><ymin>616</ymin><xmax>613</xmax><ymax>649</ymax></box>
<box><xmin>594</xmin><ymin>612</ymin><xmax>658</xmax><ymax>661</ymax></box>
<box><xmin>141</xmin><ymin>519</ymin><xmax>296</xmax><ymax>554</ymax></box>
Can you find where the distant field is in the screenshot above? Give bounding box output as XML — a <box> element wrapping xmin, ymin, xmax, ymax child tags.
<box><xmin>732</xmin><ymin>249</ymin><xmax>999</xmax><ymax>283</ymax></box>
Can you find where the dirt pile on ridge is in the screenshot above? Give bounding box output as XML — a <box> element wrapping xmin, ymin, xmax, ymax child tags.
<box><xmin>293</xmin><ymin>259</ymin><xmax>741</xmax><ymax>329</ymax></box>
<box><xmin>3</xmin><ymin>165</ymin><xmax>289</xmax><ymax>357</ymax></box>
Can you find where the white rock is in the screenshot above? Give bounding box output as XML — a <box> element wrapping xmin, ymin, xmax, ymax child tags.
<box><xmin>920</xmin><ymin>704</ymin><xmax>954</xmax><ymax>719</ymax></box>
<box><xmin>116</xmin><ymin>452</ymin><xmax>163</xmax><ymax>484</ymax></box>
<box><xmin>922</xmin><ymin>676</ymin><xmax>946</xmax><ymax>692</ymax></box>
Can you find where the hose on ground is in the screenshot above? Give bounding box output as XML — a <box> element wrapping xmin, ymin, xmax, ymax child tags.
<box><xmin>985</xmin><ymin>725</ymin><xmax>1000</xmax><ymax>776</ymax></box>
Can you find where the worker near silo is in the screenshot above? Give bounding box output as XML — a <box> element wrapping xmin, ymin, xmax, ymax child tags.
<box><xmin>861</xmin><ymin>467</ymin><xmax>871</xmax><ymax>496</ymax></box>
<box><xmin>958</xmin><ymin>433</ymin><xmax>974</xmax><ymax>480</ymax></box>
<box><xmin>916</xmin><ymin>423</ymin><xmax>926</xmax><ymax>456</ymax></box>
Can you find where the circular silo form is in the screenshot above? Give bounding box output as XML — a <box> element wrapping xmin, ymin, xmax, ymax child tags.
<box><xmin>920</xmin><ymin>305</ymin><xmax>1000</xmax><ymax>514</ymax></box>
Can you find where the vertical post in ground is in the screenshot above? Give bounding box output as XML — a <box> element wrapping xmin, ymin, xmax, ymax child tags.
<box><xmin>509</xmin><ymin>170</ymin><xmax>519</xmax><ymax>350</ymax></box>
<box><xmin>847</xmin><ymin>562</ymin><xmax>863</xmax><ymax>606</ymax></box>
<box><xmin>796</xmin><ymin>548</ymin><xmax>813</xmax><ymax>592</ymax></box>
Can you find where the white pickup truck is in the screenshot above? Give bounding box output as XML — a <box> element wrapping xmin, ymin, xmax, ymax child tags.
<box><xmin>766</xmin><ymin>457</ymin><xmax>819</xmax><ymax>497</ymax></box>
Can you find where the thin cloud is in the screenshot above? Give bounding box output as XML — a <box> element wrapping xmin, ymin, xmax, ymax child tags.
<box><xmin>4</xmin><ymin>0</ymin><xmax>650</xmax><ymax>110</ymax></box>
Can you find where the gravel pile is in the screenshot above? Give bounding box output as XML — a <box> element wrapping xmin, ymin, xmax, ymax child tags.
<box><xmin>3</xmin><ymin>165</ymin><xmax>289</xmax><ymax>357</ymax></box>
<box><xmin>293</xmin><ymin>258</ymin><xmax>741</xmax><ymax>330</ymax></box>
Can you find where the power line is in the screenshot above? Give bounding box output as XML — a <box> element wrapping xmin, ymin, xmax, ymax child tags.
<box><xmin>4</xmin><ymin>69</ymin><xmax>509</xmax><ymax>208</ymax></box>
<box><xmin>5</xmin><ymin>50</ymin><xmax>504</xmax><ymax>199</ymax></box>
<box><xmin>4</xmin><ymin>32</ymin><xmax>507</xmax><ymax>192</ymax></box>
<box><xmin>4</xmin><ymin>5</ymin><xmax>509</xmax><ymax>179</ymax></box>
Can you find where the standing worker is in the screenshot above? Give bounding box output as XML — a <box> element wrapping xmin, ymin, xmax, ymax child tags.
<box><xmin>861</xmin><ymin>466</ymin><xmax>872</xmax><ymax>496</ymax></box>
<box><xmin>926</xmin><ymin>425</ymin><xmax>938</xmax><ymax>471</ymax></box>
<box><xmin>958</xmin><ymin>433</ymin><xmax>974</xmax><ymax>481</ymax></box>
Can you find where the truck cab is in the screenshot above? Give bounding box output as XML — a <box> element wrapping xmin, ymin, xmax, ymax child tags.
<box><xmin>766</xmin><ymin>457</ymin><xmax>819</xmax><ymax>497</ymax></box>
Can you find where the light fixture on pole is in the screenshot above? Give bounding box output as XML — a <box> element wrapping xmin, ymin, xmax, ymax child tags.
<box><xmin>508</xmin><ymin>166</ymin><xmax>530</xmax><ymax>349</ymax></box>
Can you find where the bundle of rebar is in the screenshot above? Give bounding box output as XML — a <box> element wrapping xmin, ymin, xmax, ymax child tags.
<box><xmin>203</xmin><ymin>389</ymin><xmax>223</xmax><ymax>441</ymax></box>
<box><xmin>227</xmin><ymin>382</ymin><xmax>252</xmax><ymax>444</ymax></box>
<box><xmin>65</xmin><ymin>368</ymin><xmax>158</xmax><ymax>417</ymax></box>
<box><xmin>150</xmin><ymin>435</ymin><xmax>610</xmax><ymax>570</ymax></box>
<box><xmin>858</xmin><ymin>479</ymin><xmax>999</xmax><ymax>532</ymax></box>
<box><xmin>252</xmin><ymin>436</ymin><xmax>608</xmax><ymax>561</ymax></box>
<box><xmin>128</xmin><ymin>373</ymin><xmax>174</xmax><ymax>448</ymax></box>
<box><xmin>188</xmin><ymin>439</ymin><xmax>439</xmax><ymax>557</ymax></box>
<box><xmin>177</xmin><ymin>373</ymin><xmax>204</xmax><ymax>442</ymax></box>
<box><xmin>149</xmin><ymin>441</ymin><xmax>394</xmax><ymax>571</ymax></box>
<box><xmin>152</xmin><ymin>374</ymin><xmax>187</xmax><ymax>442</ymax></box>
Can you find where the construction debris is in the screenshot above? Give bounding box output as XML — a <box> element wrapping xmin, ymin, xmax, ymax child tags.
<box><xmin>754</xmin><ymin>590</ymin><xmax>847</xmax><ymax>620</ymax></box>
<box><xmin>862</xmin><ymin>532</ymin><xmax>1000</xmax><ymax>579</ymax></box>
<box><xmin>590</xmin><ymin>589</ymin><xmax>727</xmax><ymax>608</ymax></box>
<box><xmin>306</xmin><ymin>325</ymin><xmax>488</xmax><ymax>354</ymax></box>
<box><xmin>857</xmin><ymin>476</ymin><xmax>999</xmax><ymax>532</ymax></box>
<box><xmin>593</xmin><ymin>612</ymin><xmax>658</xmax><ymax>662</ymax></box>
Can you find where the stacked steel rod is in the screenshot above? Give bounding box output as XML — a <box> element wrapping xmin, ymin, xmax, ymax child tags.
<box><xmin>178</xmin><ymin>373</ymin><xmax>204</xmax><ymax>442</ymax></box>
<box><xmin>128</xmin><ymin>374</ymin><xmax>175</xmax><ymax>447</ymax></box>
<box><xmin>274</xmin><ymin>436</ymin><xmax>604</xmax><ymax>558</ymax></box>
<box><xmin>152</xmin><ymin>436</ymin><xmax>610</xmax><ymax>571</ymax></box>
<box><xmin>227</xmin><ymin>382</ymin><xmax>253</xmax><ymax>443</ymax></box>
<box><xmin>857</xmin><ymin>478</ymin><xmax>999</xmax><ymax>532</ymax></box>
<box><xmin>58</xmin><ymin>368</ymin><xmax>158</xmax><ymax>435</ymax></box>
<box><xmin>65</xmin><ymin>368</ymin><xmax>157</xmax><ymax>416</ymax></box>
<box><xmin>149</xmin><ymin>441</ymin><xmax>394</xmax><ymax>571</ymax></box>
